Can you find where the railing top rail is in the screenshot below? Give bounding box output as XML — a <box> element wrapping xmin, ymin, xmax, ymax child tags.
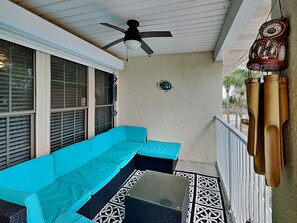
<box><xmin>215</xmin><ymin>116</ymin><xmax>247</xmax><ymax>144</ymax></box>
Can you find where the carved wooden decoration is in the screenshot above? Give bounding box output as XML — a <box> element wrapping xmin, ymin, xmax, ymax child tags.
<box><xmin>247</xmin><ymin>17</ymin><xmax>289</xmax><ymax>72</ymax></box>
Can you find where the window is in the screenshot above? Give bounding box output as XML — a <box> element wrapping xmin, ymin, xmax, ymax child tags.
<box><xmin>0</xmin><ymin>39</ymin><xmax>35</xmax><ymax>170</ymax></box>
<box><xmin>95</xmin><ymin>70</ymin><xmax>114</xmax><ymax>135</ymax></box>
<box><xmin>50</xmin><ymin>56</ymin><xmax>87</xmax><ymax>152</ymax></box>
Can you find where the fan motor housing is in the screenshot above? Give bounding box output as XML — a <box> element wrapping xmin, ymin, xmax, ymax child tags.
<box><xmin>124</xmin><ymin>19</ymin><xmax>141</xmax><ymax>42</ymax></box>
<box><xmin>127</xmin><ymin>19</ymin><xmax>139</xmax><ymax>27</ymax></box>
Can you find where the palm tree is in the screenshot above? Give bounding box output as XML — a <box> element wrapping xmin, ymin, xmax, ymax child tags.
<box><xmin>223</xmin><ymin>75</ymin><xmax>232</xmax><ymax>123</ymax></box>
<box><xmin>226</xmin><ymin>66</ymin><xmax>262</xmax><ymax>130</ymax></box>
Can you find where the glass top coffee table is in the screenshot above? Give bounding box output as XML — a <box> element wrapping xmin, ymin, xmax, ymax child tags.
<box><xmin>125</xmin><ymin>170</ymin><xmax>189</xmax><ymax>223</ymax></box>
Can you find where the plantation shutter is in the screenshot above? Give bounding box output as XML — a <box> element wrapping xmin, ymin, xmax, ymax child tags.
<box><xmin>50</xmin><ymin>56</ymin><xmax>87</xmax><ymax>152</ymax></box>
<box><xmin>95</xmin><ymin>106</ymin><xmax>112</xmax><ymax>135</ymax></box>
<box><xmin>0</xmin><ymin>39</ymin><xmax>34</xmax><ymax>170</ymax></box>
<box><xmin>95</xmin><ymin>70</ymin><xmax>114</xmax><ymax>135</ymax></box>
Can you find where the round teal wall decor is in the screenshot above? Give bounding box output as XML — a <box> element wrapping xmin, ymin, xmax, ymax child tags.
<box><xmin>158</xmin><ymin>80</ymin><xmax>172</xmax><ymax>91</ymax></box>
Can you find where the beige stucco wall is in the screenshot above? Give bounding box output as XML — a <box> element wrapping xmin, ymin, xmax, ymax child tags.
<box><xmin>117</xmin><ymin>52</ymin><xmax>222</xmax><ymax>163</ymax></box>
<box><xmin>272</xmin><ymin>0</ymin><xmax>297</xmax><ymax>222</ymax></box>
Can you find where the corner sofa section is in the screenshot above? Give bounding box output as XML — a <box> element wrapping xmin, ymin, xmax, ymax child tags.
<box><xmin>0</xmin><ymin>126</ymin><xmax>147</xmax><ymax>223</ymax></box>
<box><xmin>78</xmin><ymin>126</ymin><xmax>147</xmax><ymax>218</ymax></box>
<box><xmin>136</xmin><ymin>140</ymin><xmax>181</xmax><ymax>174</ymax></box>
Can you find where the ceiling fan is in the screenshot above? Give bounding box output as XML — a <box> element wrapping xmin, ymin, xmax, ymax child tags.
<box><xmin>100</xmin><ymin>19</ymin><xmax>172</xmax><ymax>55</ymax></box>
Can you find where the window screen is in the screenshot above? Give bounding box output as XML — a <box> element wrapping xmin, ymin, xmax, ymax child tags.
<box><xmin>50</xmin><ymin>56</ymin><xmax>87</xmax><ymax>152</ymax></box>
<box><xmin>95</xmin><ymin>70</ymin><xmax>114</xmax><ymax>135</ymax></box>
<box><xmin>0</xmin><ymin>39</ymin><xmax>34</xmax><ymax>170</ymax></box>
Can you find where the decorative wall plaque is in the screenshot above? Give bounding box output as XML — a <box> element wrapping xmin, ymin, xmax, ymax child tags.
<box><xmin>247</xmin><ymin>17</ymin><xmax>289</xmax><ymax>72</ymax></box>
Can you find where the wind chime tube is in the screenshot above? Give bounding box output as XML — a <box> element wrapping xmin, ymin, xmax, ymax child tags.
<box><xmin>245</xmin><ymin>78</ymin><xmax>260</xmax><ymax>156</ymax></box>
<box><xmin>279</xmin><ymin>77</ymin><xmax>289</xmax><ymax>169</ymax></box>
<box><xmin>264</xmin><ymin>75</ymin><xmax>281</xmax><ymax>187</ymax></box>
<box><xmin>254</xmin><ymin>82</ymin><xmax>265</xmax><ymax>175</ymax></box>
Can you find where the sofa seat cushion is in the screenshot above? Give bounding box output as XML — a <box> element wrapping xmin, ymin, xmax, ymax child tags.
<box><xmin>57</xmin><ymin>160</ymin><xmax>120</xmax><ymax>195</ymax></box>
<box><xmin>53</xmin><ymin>210</ymin><xmax>93</xmax><ymax>223</ymax></box>
<box><xmin>94</xmin><ymin>146</ymin><xmax>136</xmax><ymax>168</ymax></box>
<box><xmin>138</xmin><ymin>140</ymin><xmax>181</xmax><ymax>160</ymax></box>
<box><xmin>37</xmin><ymin>181</ymin><xmax>91</xmax><ymax>223</ymax></box>
<box><xmin>114</xmin><ymin>140</ymin><xmax>145</xmax><ymax>153</ymax></box>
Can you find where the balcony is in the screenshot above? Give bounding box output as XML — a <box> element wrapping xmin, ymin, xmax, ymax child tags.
<box><xmin>0</xmin><ymin>1</ymin><xmax>296</xmax><ymax>222</ymax></box>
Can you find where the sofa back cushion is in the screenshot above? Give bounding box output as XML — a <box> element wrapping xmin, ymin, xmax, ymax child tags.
<box><xmin>0</xmin><ymin>155</ymin><xmax>55</xmax><ymax>192</ymax></box>
<box><xmin>89</xmin><ymin>132</ymin><xmax>113</xmax><ymax>158</ymax></box>
<box><xmin>51</xmin><ymin>140</ymin><xmax>92</xmax><ymax>178</ymax></box>
<box><xmin>108</xmin><ymin>126</ymin><xmax>127</xmax><ymax>145</ymax></box>
<box><xmin>124</xmin><ymin>126</ymin><xmax>147</xmax><ymax>143</ymax></box>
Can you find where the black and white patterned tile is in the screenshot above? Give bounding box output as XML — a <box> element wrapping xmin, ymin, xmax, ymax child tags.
<box><xmin>197</xmin><ymin>175</ymin><xmax>220</xmax><ymax>191</ymax></box>
<box><xmin>189</xmin><ymin>186</ymin><xmax>194</xmax><ymax>203</ymax></box>
<box><xmin>195</xmin><ymin>187</ymin><xmax>223</xmax><ymax>209</ymax></box>
<box><xmin>187</xmin><ymin>202</ymin><xmax>193</xmax><ymax>223</ymax></box>
<box><xmin>93</xmin><ymin>202</ymin><xmax>125</xmax><ymax>223</ymax></box>
<box><xmin>193</xmin><ymin>204</ymin><xmax>225</xmax><ymax>223</ymax></box>
<box><xmin>174</xmin><ymin>171</ymin><xmax>195</xmax><ymax>186</ymax></box>
<box><xmin>121</xmin><ymin>175</ymin><xmax>141</xmax><ymax>189</ymax></box>
<box><xmin>93</xmin><ymin>170</ymin><xmax>226</xmax><ymax>223</ymax></box>
<box><xmin>109</xmin><ymin>187</ymin><xmax>130</xmax><ymax>207</ymax></box>
<box><xmin>133</xmin><ymin>170</ymin><xmax>144</xmax><ymax>176</ymax></box>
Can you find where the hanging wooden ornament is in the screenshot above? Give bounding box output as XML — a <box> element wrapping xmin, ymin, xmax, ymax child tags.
<box><xmin>247</xmin><ymin>17</ymin><xmax>289</xmax><ymax>72</ymax></box>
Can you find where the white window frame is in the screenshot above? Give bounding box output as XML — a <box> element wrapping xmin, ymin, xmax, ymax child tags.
<box><xmin>50</xmin><ymin>56</ymin><xmax>88</xmax><ymax>152</ymax></box>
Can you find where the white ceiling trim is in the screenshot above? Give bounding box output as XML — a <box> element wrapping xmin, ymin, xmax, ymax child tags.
<box><xmin>0</xmin><ymin>1</ymin><xmax>124</xmax><ymax>73</ymax></box>
<box><xmin>213</xmin><ymin>0</ymin><xmax>263</xmax><ymax>61</ymax></box>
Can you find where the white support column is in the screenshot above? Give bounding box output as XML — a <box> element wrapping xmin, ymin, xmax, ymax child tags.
<box><xmin>87</xmin><ymin>67</ymin><xmax>95</xmax><ymax>138</ymax></box>
<box><xmin>35</xmin><ymin>51</ymin><xmax>51</xmax><ymax>156</ymax></box>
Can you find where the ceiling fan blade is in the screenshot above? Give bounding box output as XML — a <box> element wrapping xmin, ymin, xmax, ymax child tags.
<box><xmin>100</xmin><ymin>23</ymin><xmax>126</xmax><ymax>33</ymax></box>
<box><xmin>139</xmin><ymin>31</ymin><xmax>172</xmax><ymax>38</ymax></box>
<box><xmin>141</xmin><ymin>40</ymin><xmax>154</xmax><ymax>55</ymax></box>
<box><xmin>102</xmin><ymin>38</ymin><xmax>124</xmax><ymax>49</ymax></box>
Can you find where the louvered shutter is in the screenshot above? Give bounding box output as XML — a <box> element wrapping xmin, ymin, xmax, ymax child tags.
<box><xmin>50</xmin><ymin>56</ymin><xmax>87</xmax><ymax>152</ymax></box>
<box><xmin>0</xmin><ymin>39</ymin><xmax>34</xmax><ymax>170</ymax></box>
<box><xmin>94</xmin><ymin>70</ymin><xmax>114</xmax><ymax>135</ymax></box>
<box><xmin>8</xmin><ymin>115</ymin><xmax>31</xmax><ymax>166</ymax></box>
<box><xmin>95</xmin><ymin>107</ymin><xmax>112</xmax><ymax>135</ymax></box>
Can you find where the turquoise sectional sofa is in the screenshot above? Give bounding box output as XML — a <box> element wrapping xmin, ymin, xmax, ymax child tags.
<box><xmin>0</xmin><ymin>126</ymin><xmax>147</xmax><ymax>223</ymax></box>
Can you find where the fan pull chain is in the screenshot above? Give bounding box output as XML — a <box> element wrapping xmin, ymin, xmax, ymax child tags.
<box><xmin>124</xmin><ymin>47</ymin><xmax>129</xmax><ymax>70</ymax></box>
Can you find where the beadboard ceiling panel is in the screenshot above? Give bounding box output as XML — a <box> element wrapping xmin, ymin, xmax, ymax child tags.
<box><xmin>223</xmin><ymin>0</ymin><xmax>271</xmax><ymax>74</ymax></box>
<box><xmin>10</xmin><ymin>0</ymin><xmax>270</xmax><ymax>72</ymax></box>
<box><xmin>10</xmin><ymin>0</ymin><xmax>230</xmax><ymax>57</ymax></box>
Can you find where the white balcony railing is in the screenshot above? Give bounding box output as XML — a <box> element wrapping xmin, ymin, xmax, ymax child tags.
<box><xmin>215</xmin><ymin>116</ymin><xmax>272</xmax><ymax>223</ymax></box>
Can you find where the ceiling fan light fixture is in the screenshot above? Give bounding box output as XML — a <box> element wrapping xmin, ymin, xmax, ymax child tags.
<box><xmin>124</xmin><ymin>39</ymin><xmax>141</xmax><ymax>50</ymax></box>
<box><xmin>101</xmin><ymin>19</ymin><xmax>172</xmax><ymax>55</ymax></box>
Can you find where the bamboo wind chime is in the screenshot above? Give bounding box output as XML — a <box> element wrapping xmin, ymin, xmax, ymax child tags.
<box><xmin>245</xmin><ymin>16</ymin><xmax>289</xmax><ymax>188</ymax></box>
<box><xmin>245</xmin><ymin>76</ymin><xmax>289</xmax><ymax>187</ymax></box>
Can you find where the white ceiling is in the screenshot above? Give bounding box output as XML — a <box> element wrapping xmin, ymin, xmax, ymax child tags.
<box><xmin>10</xmin><ymin>0</ymin><xmax>270</xmax><ymax>72</ymax></box>
<box><xmin>223</xmin><ymin>0</ymin><xmax>270</xmax><ymax>74</ymax></box>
